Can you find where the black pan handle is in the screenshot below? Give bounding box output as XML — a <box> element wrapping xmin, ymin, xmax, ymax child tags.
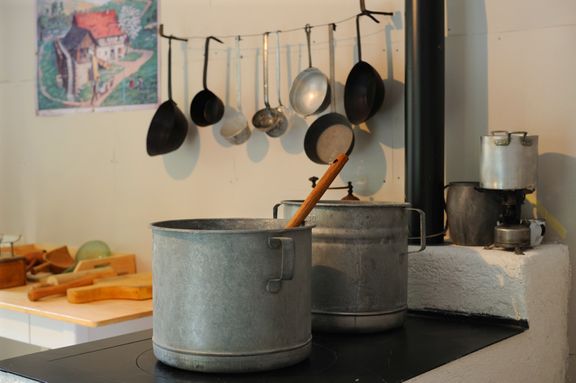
<box><xmin>203</xmin><ymin>36</ymin><xmax>224</xmax><ymax>90</ymax></box>
<box><xmin>168</xmin><ymin>37</ymin><xmax>172</xmax><ymax>100</ymax></box>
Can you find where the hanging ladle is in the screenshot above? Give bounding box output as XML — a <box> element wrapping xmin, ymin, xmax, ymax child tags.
<box><xmin>220</xmin><ymin>36</ymin><xmax>251</xmax><ymax>145</ymax></box>
<box><xmin>266</xmin><ymin>30</ymin><xmax>289</xmax><ymax>138</ymax></box>
<box><xmin>252</xmin><ymin>32</ymin><xmax>280</xmax><ymax>132</ymax></box>
<box><xmin>190</xmin><ymin>36</ymin><xmax>225</xmax><ymax>127</ymax></box>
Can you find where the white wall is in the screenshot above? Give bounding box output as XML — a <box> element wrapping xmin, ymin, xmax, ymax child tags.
<box><xmin>1</xmin><ymin>0</ymin><xmax>575</xmax><ymax>380</ymax></box>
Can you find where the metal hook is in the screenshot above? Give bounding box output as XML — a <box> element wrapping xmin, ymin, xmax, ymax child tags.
<box><xmin>359</xmin><ymin>0</ymin><xmax>394</xmax><ymax>19</ymax></box>
<box><xmin>158</xmin><ymin>24</ymin><xmax>188</xmax><ymax>42</ymax></box>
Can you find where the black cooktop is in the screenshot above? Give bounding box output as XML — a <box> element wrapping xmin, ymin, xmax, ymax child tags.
<box><xmin>0</xmin><ymin>311</ymin><xmax>526</xmax><ymax>383</ymax></box>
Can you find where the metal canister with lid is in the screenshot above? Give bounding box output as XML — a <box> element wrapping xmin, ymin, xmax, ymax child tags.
<box><xmin>480</xmin><ymin>131</ymin><xmax>538</xmax><ymax>191</ymax></box>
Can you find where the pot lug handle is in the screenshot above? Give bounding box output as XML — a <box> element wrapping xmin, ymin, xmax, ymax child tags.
<box><xmin>266</xmin><ymin>237</ymin><xmax>295</xmax><ymax>293</ymax></box>
<box><xmin>406</xmin><ymin>208</ymin><xmax>426</xmax><ymax>253</ymax></box>
<box><xmin>272</xmin><ymin>202</ymin><xmax>284</xmax><ymax>219</ymax></box>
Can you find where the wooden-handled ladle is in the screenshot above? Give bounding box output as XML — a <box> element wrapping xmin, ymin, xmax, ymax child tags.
<box><xmin>285</xmin><ymin>153</ymin><xmax>349</xmax><ymax>228</ymax></box>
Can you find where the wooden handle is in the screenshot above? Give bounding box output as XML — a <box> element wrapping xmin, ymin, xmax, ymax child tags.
<box><xmin>285</xmin><ymin>153</ymin><xmax>349</xmax><ymax>228</ymax></box>
<box><xmin>27</xmin><ymin>275</ymin><xmax>96</xmax><ymax>301</ymax></box>
<box><xmin>45</xmin><ymin>267</ymin><xmax>117</xmax><ymax>285</ymax></box>
<box><xmin>67</xmin><ymin>285</ymin><xmax>153</xmax><ymax>304</ymax></box>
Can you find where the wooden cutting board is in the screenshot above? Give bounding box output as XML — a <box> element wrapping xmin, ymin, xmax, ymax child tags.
<box><xmin>66</xmin><ymin>272</ymin><xmax>152</xmax><ymax>304</ymax></box>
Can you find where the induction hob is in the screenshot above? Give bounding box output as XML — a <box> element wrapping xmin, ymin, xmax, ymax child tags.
<box><xmin>0</xmin><ymin>312</ymin><xmax>526</xmax><ymax>383</ymax></box>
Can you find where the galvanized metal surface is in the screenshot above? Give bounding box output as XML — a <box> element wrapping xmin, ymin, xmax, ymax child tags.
<box><xmin>151</xmin><ymin>218</ymin><xmax>313</xmax><ymax>373</ymax></box>
<box><xmin>445</xmin><ymin>182</ymin><xmax>501</xmax><ymax>246</ymax></box>
<box><xmin>278</xmin><ymin>201</ymin><xmax>425</xmax><ymax>333</ymax></box>
<box><xmin>480</xmin><ymin>131</ymin><xmax>539</xmax><ymax>190</ymax></box>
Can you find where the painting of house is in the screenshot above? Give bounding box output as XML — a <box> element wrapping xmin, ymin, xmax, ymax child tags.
<box><xmin>54</xmin><ymin>9</ymin><xmax>127</xmax><ymax>97</ymax></box>
<box><xmin>37</xmin><ymin>0</ymin><xmax>158</xmax><ymax>114</ymax></box>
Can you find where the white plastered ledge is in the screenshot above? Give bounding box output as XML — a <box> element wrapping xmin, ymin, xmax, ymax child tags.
<box><xmin>406</xmin><ymin>243</ymin><xmax>570</xmax><ymax>383</ymax></box>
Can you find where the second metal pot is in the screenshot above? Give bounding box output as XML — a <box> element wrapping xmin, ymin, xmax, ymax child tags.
<box><xmin>275</xmin><ymin>201</ymin><xmax>425</xmax><ymax>333</ymax></box>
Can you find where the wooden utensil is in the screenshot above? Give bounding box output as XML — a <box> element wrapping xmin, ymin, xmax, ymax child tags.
<box><xmin>45</xmin><ymin>266</ymin><xmax>117</xmax><ymax>285</ymax></box>
<box><xmin>45</xmin><ymin>246</ymin><xmax>74</xmax><ymax>273</ymax></box>
<box><xmin>27</xmin><ymin>275</ymin><xmax>98</xmax><ymax>301</ymax></box>
<box><xmin>285</xmin><ymin>153</ymin><xmax>349</xmax><ymax>228</ymax></box>
<box><xmin>73</xmin><ymin>253</ymin><xmax>137</xmax><ymax>275</ymax></box>
<box><xmin>67</xmin><ymin>272</ymin><xmax>152</xmax><ymax>304</ymax></box>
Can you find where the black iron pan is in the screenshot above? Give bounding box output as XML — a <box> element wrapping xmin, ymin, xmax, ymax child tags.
<box><xmin>190</xmin><ymin>36</ymin><xmax>224</xmax><ymax>127</ymax></box>
<box><xmin>146</xmin><ymin>37</ymin><xmax>188</xmax><ymax>156</ymax></box>
<box><xmin>344</xmin><ymin>13</ymin><xmax>386</xmax><ymax>125</ymax></box>
<box><xmin>305</xmin><ymin>25</ymin><xmax>354</xmax><ymax>164</ymax></box>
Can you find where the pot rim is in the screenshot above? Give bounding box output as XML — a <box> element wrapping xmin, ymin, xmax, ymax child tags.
<box><xmin>280</xmin><ymin>200</ymin><xmax>411</xmax><ymax>208</ymax></box>
<box><xmin>150</xmin><ymin>218</ymin><xmax>314</xmax><ymax>234</ymax></box>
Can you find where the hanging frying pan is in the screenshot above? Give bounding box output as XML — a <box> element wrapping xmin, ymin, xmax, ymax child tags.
<box><xmin>344</xmin><ymin>13</ymin><xmax>385</xmax><ymax>125</ymax></box>
<box><xmin>190</xmin><ymin>36</ymin><xmax>225</xmax><ymax>127</ymax></box>
<box><xmin>289</xmin><ymin>24</ymin><xmax>330</xmax><ymax>117</ymax></box>
<box><xmin>146</xmin><ymin>37</ymin><xmax>188</xmax><ymax>156</ymax></box>
<box><xmin>305</xmin><ymin>25</ymin><xmax>354</xmax><ymax>164</ymax></box>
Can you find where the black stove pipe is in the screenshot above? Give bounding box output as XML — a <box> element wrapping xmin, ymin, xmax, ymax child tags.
<box><xmin>405</xmin><ymin>0</ymin><xmax>445</xmax><ymax>245</ymax></box>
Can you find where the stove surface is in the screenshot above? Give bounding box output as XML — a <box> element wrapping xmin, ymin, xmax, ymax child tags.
<box><xmin>0</xmin><ymin>312</ymin><xmax>526</xmax><ymax>383</ymax></box>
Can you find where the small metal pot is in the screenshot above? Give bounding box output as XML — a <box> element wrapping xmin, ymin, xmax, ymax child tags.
<box><xmin>480</xmin><ymin>131</ymin><xmax>538</xmax><ymax>190</ymax></box>
<box><xmin>275</xmin><ymin>201</ymin><xmax>425</xmax><ymax>333</ymax></box>
<box><xmin>151</xmin><ymin>218</ymin><xmax>313</xmax><ymax>373</ymax></box>
<box><xmin>445</xmin><ymin>182</ymin><xmax>501</xmax><ymax>246</ymax></box>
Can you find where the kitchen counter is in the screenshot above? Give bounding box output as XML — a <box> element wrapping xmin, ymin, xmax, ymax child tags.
<box><xmin>0</xmin><ymin>284</ymin><xmax>152</xmax><ymax>349</ymax></box>
<box><xmin>0</xmin><ymin>311</ymin><xmax>526</xmax><ymax>383</ymax></box>
<box><xmin>0</xmin><ymin>284</ymin><xmax>152</xmax><ymax>327</ymax></box>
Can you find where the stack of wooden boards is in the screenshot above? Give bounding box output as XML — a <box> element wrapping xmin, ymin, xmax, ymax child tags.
<box><xmin>2</xmin><ymin>243</ymin><xmax>151</xmax><ymax>304</ymax></box>
<box><xmin>28</xmin><ymin>269</ymin><xmax>152</xmax><ymax>304</ymax></box>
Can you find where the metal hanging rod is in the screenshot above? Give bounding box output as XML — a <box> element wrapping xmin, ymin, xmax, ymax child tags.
<box><xmin>157</xmin><ymin>2</ymin><xmax>393</xmax><ymax>43</ymax></box>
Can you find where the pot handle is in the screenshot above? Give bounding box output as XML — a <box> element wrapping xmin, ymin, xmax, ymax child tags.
<box><xmin>266</xmin><ymin>237</ymin><xmax>295</xmax><ymax>293</ymax></box>
<box><xmin>272</xmin><ymin>202</ymin><xmax>283</xmax><ymax>219</ymax></box>
<box><xmin>406</xmin><ymin>208</ymin><xmax>426</xmax><ymax>254</ymax></box>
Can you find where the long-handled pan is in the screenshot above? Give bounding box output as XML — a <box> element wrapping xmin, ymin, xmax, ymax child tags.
<box><xmin>190</xmin><ymin>36</ymin><xmax>225</xmax><ymax>127</ymax></box>
<box><xmin>289</xmin><ymin>24</ymin><xmax>330</xmax><ymax>117</ymax></box>
<box><xmin>344</xmin><ymin>13</ymin><xmax>386</xmax><ymax>124</ymax></box>
<box><xmin>146</xmin><ymin>36</ymin><xmax>188</xmax><ymax>156</ymax></box>
<box><xmin>304</xmin><ymin>24</ymin><xmax>354</xmax><ymax>164</ymax></box>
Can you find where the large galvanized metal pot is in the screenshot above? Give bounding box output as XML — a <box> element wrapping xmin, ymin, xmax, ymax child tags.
<box><xmin>275</xmin><ymin>201</ymin><xmax>425</xmax><ymax>333</ymax></box>
<box><xmin>150</xmin><ymin>218</ymin><xmax>313</xmax><ymax>373</ymax></box>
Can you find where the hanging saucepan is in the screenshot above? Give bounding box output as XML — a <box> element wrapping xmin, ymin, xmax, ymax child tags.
<box><xmin>190</xmin><ymin>36</ymin><xmax>225</xmax><ymax>127</ymax></box>
<box><xmin>305</xmin><ymin>24</ymin><xmax>354</xmax><ymax>164</ymax></box>
<box><xmin>289</xmin><ymin>25</ymin><xmax>330</xmax><ymax>117</ymax></box>
<box><xmin>219</xmin><ymin>36</ymin><xmax>251</xmax><ymax>145</ymax></box>
<box><xmin>344</xmin><ymin>13</ymin><xmax>385</xmax><ymax>124</ymax></box>
<box><xmin>252</xmin><ymin>32</ymin><xmax>280</xmax><ymax>132</ymax></box>
<box><xmin>146</xmin><ymin>37</ymin><xmax>188</xmax><ymax>156</ymax></box>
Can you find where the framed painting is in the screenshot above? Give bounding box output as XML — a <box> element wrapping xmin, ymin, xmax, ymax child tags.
<box><xmin>36</xmin><ymin>0</ymin><xmax>159</xmax><ymax>115</ymax></box>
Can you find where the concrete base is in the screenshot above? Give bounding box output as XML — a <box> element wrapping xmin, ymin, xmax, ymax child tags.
<box><xmin>407</xmin><ymin>244</ymin><xmax>570</xmax><ymax>383</ymax></box>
